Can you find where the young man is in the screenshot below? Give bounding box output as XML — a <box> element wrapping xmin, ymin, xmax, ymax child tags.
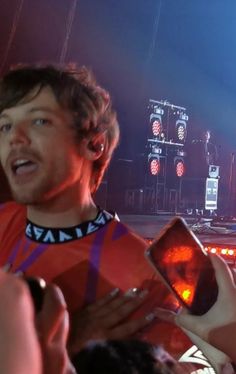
<box><xmin>0</xmin><ymin>64</ymin><xmax>163</xmax><ymax>344</ymax></box>
<box><xmin>0</xmin><ymin>65</ymin><xmax>201</xmax><ymax>370</ymax></box>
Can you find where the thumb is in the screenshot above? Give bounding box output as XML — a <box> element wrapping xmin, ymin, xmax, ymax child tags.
<box><xmin>176</xmin><ymin>312</ymin><xmax>206</xmax><ymax>339</ymax></box>
<box><xmin>154</xmin><ymin>307</ymin><xmax>178</xmax><ymax>324</ymax></box>
<box><xmin>37</xmin><ymin>284</ymin><xmax>67</xmax><ymax>343</ymax></box>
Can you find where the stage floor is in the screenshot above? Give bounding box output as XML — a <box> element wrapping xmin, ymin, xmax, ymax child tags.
<box><xmin>119</xmin><ymin>213</ymin><xmax>236</xmax><ymax>248</ymax></box>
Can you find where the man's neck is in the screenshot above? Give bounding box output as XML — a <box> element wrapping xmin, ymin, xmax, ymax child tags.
<box><xmin>26</xmin><ymin>189</ymin><xmax>98</xmax><ymax>228</ymax></box>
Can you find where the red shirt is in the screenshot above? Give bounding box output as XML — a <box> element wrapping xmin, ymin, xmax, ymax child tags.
<box><xmin>0</xmin><ymin>202</ymin><xmax>214</xmax><ymax>371</ymax></box>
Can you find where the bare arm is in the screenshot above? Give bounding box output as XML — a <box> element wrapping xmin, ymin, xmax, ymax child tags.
<box><xmin>0</xmin><ymin>271</ymin><xmax>41</xmax><ymax>374</ymax></box>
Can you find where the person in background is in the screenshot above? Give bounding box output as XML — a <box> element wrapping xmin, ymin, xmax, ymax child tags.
<box><xmin>71</xmin><ymin>339</ymin><xmax>186</xmax><ymax>374</ymax></box>
<box><xmin>189</xmin><ymin>129</ymin><xmax>218</xmax><ymax>177</ymax></box>
<box><xmin>201</xmin><ymin>130</ymin><xmax>218</xmax><ymax>166</ymax></box>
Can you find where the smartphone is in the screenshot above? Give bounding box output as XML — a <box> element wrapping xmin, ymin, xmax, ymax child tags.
<box><xmin>145</xmin><ymin>217</ymin><xmax>218</xmax><ymax>315</ymax></box>
<box><xmin>24</xmin><ymin>277</ymin><xmax>46</xmax><ymax>313</ymax></box>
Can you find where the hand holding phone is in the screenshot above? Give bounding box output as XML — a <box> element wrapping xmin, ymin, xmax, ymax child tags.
<box><xmin>145</xmin><ymin>217</ymin><xmax>218</xmax><ymax>315</ymax></box>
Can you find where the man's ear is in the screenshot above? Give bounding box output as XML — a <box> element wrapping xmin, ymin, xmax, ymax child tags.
<box><xmin>83</xmin><ymin>132</ymin><xmax>106</xmax><ymax>160</ymax></box>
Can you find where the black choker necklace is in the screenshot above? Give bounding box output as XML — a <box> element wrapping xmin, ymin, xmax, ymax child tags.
<box><xmin>25</xmin><ymin>210</ymin><xmax>114</xmax><ymax>244</ymax></box>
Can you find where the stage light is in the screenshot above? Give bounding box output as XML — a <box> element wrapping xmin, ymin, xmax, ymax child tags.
<box><xmin>174</xmin><ymin>157</ymin><xmax>185</xmax><ymax>177</ymax></box>
<box><xmin>149</xmin><ymin>155</ymin><xmax>161</xmax><ymax>176</ymax></box>
<box><xmin>176</xmin><ymin>120</ymin><xmax>187</xmax><ymax>143</ymax></box>
<box><xmin>150</xmin><ymin>113</ymin><xmax>162</xmax><ymax>137</ymax></box>
<box><xmin>203</xmin><ymin>245</ymin><xmax>236</xmax><ymax>260</ymax></box>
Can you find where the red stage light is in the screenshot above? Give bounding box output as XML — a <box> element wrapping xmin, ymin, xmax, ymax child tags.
<box><xmin>150</xmin><ymin>158</ymin><xmax>161</xmax><ymax>176</ymax></box>
<box><xmin>175</xmin><ymin>160</ymin><xmax>185</xmax><ymax>177</ymax></box>
<box><xmin>150</xmin><ymin>114</ymin><xmax>162</xmax><ymax>137</ymax></box>
<box><xmin>176</xmin><ymin>120</ymin><xmax>187</xmax><ymax>143</ymax></box>
<box><xmin>177</xmin><ymin>124</ymin><xmax>185</xmax><ymax>141</ymax></box>
<box><xmin>152</xmin><ymin>119</ymin><xmax>162</xmax><ymax>136</ymax></box>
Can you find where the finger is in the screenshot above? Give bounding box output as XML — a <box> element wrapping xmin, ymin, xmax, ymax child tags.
<box><xmin>230</xmin><ymin>267</ymin><xmax>236</xmax><ymax>285</ymax></box>
<box><xmin>85</xmin><ymin>288</ymin><xmax>120</xmax><ymax>314</ymax></box>
<box><xmin>1</xmin><ymin>263</ymin><xmax>11</xmax><ymax>272</ymax></box>
<box><xmin>0</xmin><ymin>274</ymin><xmax>35</xmax><ymax>321</ymax></box>
<box><xmin>51</xmin><ymin>309</ymin><xmax>69</xmax><ymax>344</ymax></box>
<box><xmin>14</xmin><ymin>270</ymin><xmax>24</xmax><ymax>277</ymax></box>
<box><xmin>93</xmin><ymin>288</ymin><xmax>140</xmax><ymax>319</ymax></box>
<box><xmin>42</xmin><ymin>310</ymin><xmax>70</xmax><ymax>374</ymax></box>
<box><xmin>0</xmin><ymin>268</ymin><xmax>14</xmax><ymax>281</ymax></box>
<box><xmin>36</xmin><ymin>284</ymin><xmax>67</xmax><ymax>343</ymax></box>
<box><xmin>103</xmin><ymin>290</ymin><xmax>148</xmax><ymax>328</ymax></box>
<box><xmin>154</xmin><ymin>307</ymin><xmax>177</xmax><ymax>324</ymax></box>
<box><xmin>209</xmin><ymin>254</ymin><xmax>235</xmax><ymax>293</ymax></box>
<box><xmin>179</xmin><ymin>307</ymin><xmax>189</xmax><ymax>315</ymax></box>
<box><xmin>109</xmin><ymin>312</ymin><xmax>156</xmax><ymax>339</ymax></box>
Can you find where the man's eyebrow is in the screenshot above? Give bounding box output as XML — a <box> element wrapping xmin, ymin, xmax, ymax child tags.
<box><xmin>0</xmin><ymin>107</ymin><xmax>59</xmax><ymax>120</ymax></box>
<box><xmin>0</xmin><ymin>113</ymin><xmax>9</xmax><ymax>120</ymax></box>
<box><xmin>28</xmin><ymin>107</ymin><xmax>57</xmax><ymax>114</ymax></box>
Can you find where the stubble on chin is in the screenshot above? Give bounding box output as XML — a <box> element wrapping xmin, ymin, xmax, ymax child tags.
<box><xmin>11</xmin><ymin>189</ymin><xmax>42</xmax><ymax>205</ymax></box>
<box><xmin>9</xmin><ymin>178</ymin><xmax>51</xmax><ymax>206</ymax></box>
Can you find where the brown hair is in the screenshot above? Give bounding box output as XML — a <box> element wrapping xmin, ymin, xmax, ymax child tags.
<box><xmin>0</xmin><ymin>64</ymin><xmax>120</xmax><ymax>192</ymax></box>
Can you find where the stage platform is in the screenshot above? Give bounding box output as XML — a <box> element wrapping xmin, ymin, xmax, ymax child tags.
<box><xmin>119</xmin><ymin>212</ymin><xmax>236</xmax><ymax>265</ymax></box>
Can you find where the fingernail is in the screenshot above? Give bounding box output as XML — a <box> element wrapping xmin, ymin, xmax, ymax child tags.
<box><xmin>139</xmin><ymin>289</ymin><xmax>149</xmax><ymax>298</ymax></box>
<box><xmin>14</xmin><ymin>270</ymin><xmax>23</xmax><ymax>277</ymax></box>
<box><xmin>55</xmin><ymin>286</ymin><xmax>67</xmax><ymax>307</ymax></box>
<box><xmin>145</xmin><ymin>311</ymin><xmax>156</xmax><ymax>322</ymax></box>
<box><xmin>124</xmin><ymin>288</ymin><xmax>139</xmax><ymax>298</ymax></box>
<box><xmin>109</xmin><ymin>288</ymin><xmax>120</xmax><ymax>297</ymax></box>
<box><xmin>2</xmin><ymin>263</ymin><xmax>11</xmax><ymax>272</ymax></box>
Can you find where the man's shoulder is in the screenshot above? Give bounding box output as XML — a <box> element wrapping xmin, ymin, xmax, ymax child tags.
<box><xmin>108</xmin><ymin>218</ymin><xmax>148</xmax><ymax>249</ymax></box>
<box><xmin>0</xmin><ymin>201</ymin><xmax>26</xmax><ymax>223</ymax></box>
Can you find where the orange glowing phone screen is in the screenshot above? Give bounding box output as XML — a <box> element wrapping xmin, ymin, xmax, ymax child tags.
<box><xmin>145</xmin><ymin>217</ymin><xmax>218</xmax><ymax>315</ymax></box>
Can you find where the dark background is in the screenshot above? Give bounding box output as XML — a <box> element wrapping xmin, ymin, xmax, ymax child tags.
<box><xmin>0</xmin><ymin>0</ymin><xmax>235</xmax><ymax>213</ymax></box>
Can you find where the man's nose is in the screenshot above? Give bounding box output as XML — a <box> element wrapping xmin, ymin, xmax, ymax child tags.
<box><xmin>9</xmin><ymin>122</ymin><xmax>30</xmax><ymax>146</ymax></box>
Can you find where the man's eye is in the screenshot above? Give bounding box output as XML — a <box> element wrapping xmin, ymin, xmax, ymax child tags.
<box><xmin>33</xmin><ymin>118</ymin><xmax>50</xmax><ymax>126</ymax></box>
<box><xmin>0</xmin><ymin>123</ymin><xmax>12</xmax><ymax>133</ymax></box>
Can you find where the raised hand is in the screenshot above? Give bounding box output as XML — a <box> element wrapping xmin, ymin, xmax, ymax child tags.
<box><xmin>175</xmin><ymin>254</ymin><xmax>236</xmax><ymax>364</ymax></box>
<box><xmin>155</xmin><ymin>254</ymin><xmax>236</xmax><ymax>369</ymax></box>
<box><xmin>68</xmin><ymin>287</ymin><xmax>156</xmax><ymax>355</ymax></box>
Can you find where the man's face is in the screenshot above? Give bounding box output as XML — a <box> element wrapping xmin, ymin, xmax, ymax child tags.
<box><xmin>0</xmin><ymin>86</ymin><xmax>86</xmax><ymax>204</ymax></box>
<box><xmin>204</xmin><ymin>131</ymin><xmax>211</xmax><ymax>142</ymax></box>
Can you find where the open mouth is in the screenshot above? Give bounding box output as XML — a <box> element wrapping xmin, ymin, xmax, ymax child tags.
<box><xmin>11</xmin><ymin>159</ymin><xmax>38</xmax><ymax>176</ymax></box>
